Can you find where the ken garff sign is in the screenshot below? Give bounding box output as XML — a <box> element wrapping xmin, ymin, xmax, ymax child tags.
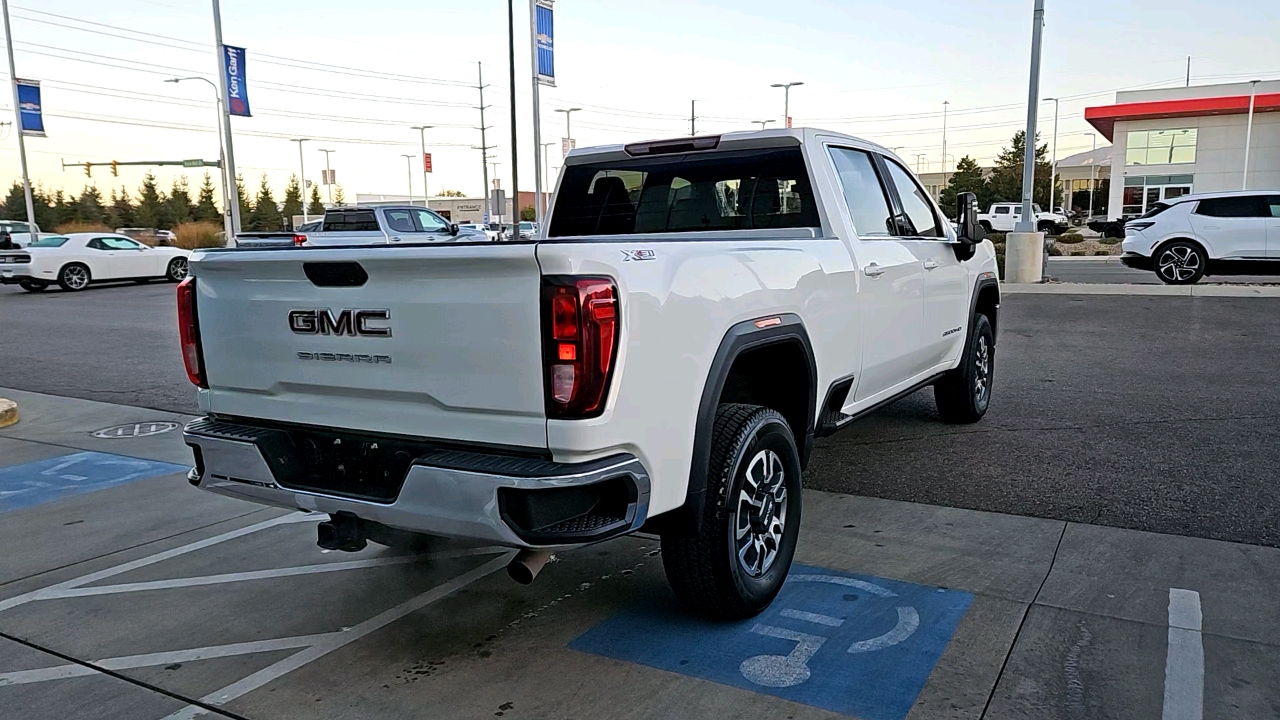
<box><xmin>222</xmin><ymin>45</ymin><xmax>251</xmax><ymax>117</ymax></box>
<box><xmin>16</xmin><ymin>79</ymin><xmax>45</xmax><ymax>137</ymax></box>
<box><xmin>535</xmin><ymin>0</ymin><xmax>554</xmax><ymax>86</ymax></box>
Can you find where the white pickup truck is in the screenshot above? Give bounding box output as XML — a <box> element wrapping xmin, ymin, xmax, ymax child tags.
<box><xmin>977</xmin><ymin>202</ymin><xmax>1068</xmax><ymax>235</ymax></box>
<box><xmin>235</xmin><ymin>205</ymin><xmax>487</xmax><ymax>247</ymax></box>
<box><xmin>179</xmin><ymin>129</ymin><xmax>1000</xmax><ymax>618</ymax></box>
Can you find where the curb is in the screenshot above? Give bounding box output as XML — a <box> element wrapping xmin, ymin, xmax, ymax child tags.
<box><xmin>1003</xmin><ymin>283</ymin><xmax>1280</xmax><ymax>297</ymax></box>
<box><xmin>0</xmin><ymin>397</ymin><xmax>16</xmax><ymax>429</ymax></box>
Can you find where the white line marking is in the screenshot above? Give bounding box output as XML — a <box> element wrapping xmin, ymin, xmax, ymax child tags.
<box><xmin>0</xmin><ymin>634</ymin><xmax>338</xmax><ymax>687</ymax></box>
<box><xmin>740</xmin><ymin>624</ymin><xmax>826</xmax><ymax>688</ymax></box>
<box><xmin>780</xmin><ymin>609</ymin><xmax>844</xmax><ymax>627</ymax></box>
<box><xmin>159</xmin><ymin>551</ymin><xmax>516</xmax><ymax>719</ymax></box>
<box><xmin>847</xmin><ymin>606</ymin><xmax>919</xmax><ymax>653</ymax></box>
<box><xmin>787</xmin><ymin>574</ymin><xmax>896</xmax><ymax>597</ymax></box>
<box><xmin>37</xmin><ymin>547</ymin><xmax>507</xmax><ymax>600</ymax></box>
<box><xmin>1162</xmin><ymin>588</ymin><xmax>1204</xmax><ymax>720</ymax></box>
<box><xmin>0</xmin><ymin>513</ymin><xmax>315</xmax><ymax>613</ymax></box>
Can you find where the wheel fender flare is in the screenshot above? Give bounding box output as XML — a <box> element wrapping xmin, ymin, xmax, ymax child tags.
<box><xmin>967</xmin><ymin>274</ymin><xmax>1001</xmax><ymax>344</ymax></box>
<box><xmin>643</xmin><ymin>314</ymin><xmax>816</xmax><ymax>537</ymax></box>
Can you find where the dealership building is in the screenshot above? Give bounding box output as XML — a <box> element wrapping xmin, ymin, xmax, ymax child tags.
<box><xmin>1086</xmin><ymin>80</ymin><xmax>1280</xmax><ymax>220</ymax></box>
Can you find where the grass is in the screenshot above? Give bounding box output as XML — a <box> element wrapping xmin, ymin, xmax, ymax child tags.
<box><xmin>54</xmin><ymin>221</ymin><xmax>112</xmax><ymax>234</ymax></box>
<box><xmin>173</xmin><ymin>222</ymin><xmax>225</xmax><ymax>249</ymax></box>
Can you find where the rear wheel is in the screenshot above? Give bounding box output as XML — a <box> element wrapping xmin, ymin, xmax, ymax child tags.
<box><xmin>19</xmin><ymin>280</ymin><xmax>47</xmax><ymax>293</ymax></box>
<box><xmin>935</xmin><ymin>313</ymin><xmax>994</xmax><ymax>424</ymax></box>
<box><xmin>661</xmin><ymin>404</ymin><xmax>802</xmax><ymax>619</ymax></box>
<box><xmin>57</xmin><ymin>263</ymin><xmax>90</xmax><ymax>292</ymax></box>
<box><xmin>1155</xmin><ymin>241</ymin><xmax>1206</xmax><ymax>285</ymax></box>
<box><xmin>166</xmin><ymin>257</ymin><xmax>189</xmax><ymax>282</ymax></box>
<box><xmin>1038</xmin><ymin>221</ymin><xmax>1057</xmax><ymax>235</ymax></box>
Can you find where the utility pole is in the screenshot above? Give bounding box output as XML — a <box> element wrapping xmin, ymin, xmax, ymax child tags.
<box><xmin>401</xmin><ymin>154</ymin><xmax>415</xmax><ymax>206</ymax></box>
<box><xmin>1045</xmin><ymin>97</ymin><xmax>1059</xmax><ymax>213</ymax></box>
<box><xmin>941</xmin><ymin>100</ymin><xmax>950</xmax><ymax>189</ymax></box>
<box><xmin>210</xmin><ymin>0</ymin><xmax>242</xmax><ymax>235</ymax></box>
<box><xmin>318</xmin><ymin>148</ymin><xmax>335</xmax><ymax>204</ymax></box>
<box><xmin>1243</xmin><ymin>79</ymin><xmax>1260</xmax><ymax>190</ymax></box>
<box><xmin>477</xmin><ymin>62</ymin><xmax>492</xmax><ymax>223</ymax></box>
<box><xmin>291</xmin><ymin>138</ymin><xmax>308</xmax><ymax>223</ymax></box>
<box><xmin>507</xmin><ymin>0</ymin><xmax>519</xmax><ymax>225</ymax></box>
<box><xmin>690</xmin><ymin>100</ymin><xmax>697</xmax><ymax>136</ymax></box>
<box><xmin>412</xmin><ymin>125</ymin><xmax>433</xmax><ymax>206</ymax></box>
<box><xmin>1014</xmin><ymin>0</ymin><xmax>1045</xmax><ymax>234</ymax></box>
<box><xmin>2</xmin><ymin>0</ymin><xmax>36</xmax><ymax>229</ymax></box>
<box><xmin>1186</xmin><ymin>56</ymin><xmax>1191</xmax><ymax>87</ymax></box>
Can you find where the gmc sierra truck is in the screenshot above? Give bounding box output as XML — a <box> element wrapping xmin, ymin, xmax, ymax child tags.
<box><xmin>179</xmin><ymin>129</ymin><xmax>1000</xmax><ymax>619</ymax></box>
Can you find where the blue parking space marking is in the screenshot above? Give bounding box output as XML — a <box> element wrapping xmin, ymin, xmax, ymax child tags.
<box><xmin>570</xmin><ymin>565</ymin><xmax>973</xmax><ymax>720</ymax></box>
<box><xmin>0</xmin><ymin>451</ymin><xmax>188</xmax><ymax>512</ymax></box>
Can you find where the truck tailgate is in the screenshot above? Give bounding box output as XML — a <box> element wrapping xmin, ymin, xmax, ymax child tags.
<box><xmin>190</xmin><ymin>244</ymin><xmax>547</xmax><ymax>449</ymax></box>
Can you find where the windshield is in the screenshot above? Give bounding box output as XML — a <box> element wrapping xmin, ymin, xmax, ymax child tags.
<box><xmin>28</xmin><ymin>236</ymin><xmax>69</xmax><ymax>248</ymax></box>
<box><xmin>519</xmin><ymin>222</ymin><xmax>534</xmax><ymax>230</ymax></box>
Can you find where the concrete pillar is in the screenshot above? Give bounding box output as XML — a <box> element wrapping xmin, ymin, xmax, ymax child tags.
<box><xmin>1005</xmin><ymin>232</ymin><xmax>1045</xmax><ymax>283</ymax></box>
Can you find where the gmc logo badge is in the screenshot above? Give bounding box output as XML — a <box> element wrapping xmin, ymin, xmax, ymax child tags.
<box><xmin>289</xmin><ymin>309</ymin><xmax>392</xmax><ymax>337</ymax></box>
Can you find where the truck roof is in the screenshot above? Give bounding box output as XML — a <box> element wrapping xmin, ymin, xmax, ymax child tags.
<box><xmin>562</xmin><ymin>127</ymin><xmax>902</xmax><ymax>166</ymax></box>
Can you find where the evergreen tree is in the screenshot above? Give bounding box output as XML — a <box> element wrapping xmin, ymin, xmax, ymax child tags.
<box><xmin>108</xmin><ymin>187</ymin><xmax>135</xmax><ymax>228</ymax></box>
<box><xmin>134</xmin><ymin>173</ymin><xmax>166</xmax><ymax>228</ymax></box>
<box><xmin>332</xmin><ymin>184</ymin><xmax>346</xmax><ymax>206</ymax></box>
<box><xmin>436</xmin><ymin>189</ymin><xmax>466</xmax><ymax>197</ymax></box>
<box><xmin>939</xmin><ymin>156</ymin><xmax>991</xmax><ymax>214</ymax></box>
<box><xmin>307</xmin><ymin>184</ymin><xmax>325</xmax><ymax>215</ymax></box>
<box><xmin>167</xmin><ymin>176</ymin><xmax>196</xmax><ymax>226</ymax></box>
<box><xmin>74</xmin><ymin>185</ymin><xmax>107</xmax><ymax>225</ymax></box>
<box><xmin>986</xmin><ymin>131</ymin><xmax>1053</xmax><ymax>207</ymax></box>
<box><xmin>194</xmin><ymin>172</ymin><xmax>221</xmax><ymax>222</ymax></box>
<box><xmin>248</xmin><ymin>174</ymin><xmax>282</xmax><ymax>230</ymax></box>
<box><xmin>281</xmin><ymin>175</ymin><xmax>303</xmax><ymax>227</ymax></box>
<box><xmin>1</xmin><ymin>182</ymin><xmax>28</xmax><ymax>221</ymax></box>
<box><xmin>235</xmin><ymin>173</ymin><xmax>252</xmax><ymax>227</ymax></box>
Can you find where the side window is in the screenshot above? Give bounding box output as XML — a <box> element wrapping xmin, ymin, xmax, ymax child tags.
<box><xmin>883</xmin><ymin>160</ymin><xmax>942</xmax><ymax>237</ymax></box>
<box><xmin>1195</xmin><ymin>196</ymin><xmax>1268</xmax><ymax>218</ymax></box>
<box><xmin>88</xmin><ymin>238</ymin><xmax>111</xmax><ymax>250</ymax></box>
<box><xmin>1267</xmin><ymin>196</ymin><xmax>1280</xmax><ymax>218</ymax></box>
<box><xmin>412</xmin><ymin>209</ymin><xmax>448</xmax><ymax>232</ymax></box>
<box><xmin>103</xmin><ymin>237</ymin><xmax>144</xmax><ymax>250</ymax></box>
<box><xmin>994</xmin><ymin>206</ymin><xmax>1010</xmax><ymax>215</ymax></box>
<box><xmin>828</xmin><ymin>147</ymin><xmax>894</xmax><ymax>237</ymax></box>
<box><xmin>384</xmin><ymin>209</ymin><xmax>416</xmax><ymax>233</ymax></box>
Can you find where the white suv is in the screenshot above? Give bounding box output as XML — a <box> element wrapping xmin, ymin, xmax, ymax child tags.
<box><xmin>1121</xmin><ymin>191</ymin><xmax>1280</xmax><ymax>284</ymax></box>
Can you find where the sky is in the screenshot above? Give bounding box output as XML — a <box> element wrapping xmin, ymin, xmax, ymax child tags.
<box><xmin>1</xmin><ymin>0</ymin><xmax>1277</xmax><ymax>209</ymax></box>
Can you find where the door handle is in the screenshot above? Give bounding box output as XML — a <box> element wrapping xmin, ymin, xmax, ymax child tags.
<box><xmin>923</xmin><ymin>259</ymin><xmax>940</xmax><ymax>270</ymax></box>
<box><xmin>390</xmin><ymin>236</ymin><xmax>403</xmax><ymax>242</ymax></box>
<box><xmin>864</xmin><ymin>263</ymin><xmax>886</xmax><ymax>278</ymax></box>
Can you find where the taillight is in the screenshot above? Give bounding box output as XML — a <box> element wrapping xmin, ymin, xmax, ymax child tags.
<box><xmin>176</xmin><ymin>277</ymin><xmax>207</xmax><ymax>388</ymax></box>
<box><xmin>542</xmin><ymin>276</ymin><xmax>619</xmax><ymax>418</ymax></box>
<box><xmin>293</xmin><ymin>234</ymin><xmax>307</xmax><ymax>246</ymax></box>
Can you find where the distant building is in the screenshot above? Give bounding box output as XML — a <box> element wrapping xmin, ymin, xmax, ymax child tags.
<box><xmin>1053</xmin><ymin>146</ymin><xmax>1112</xmax><ymax>213</ymax></box>
<box><xmin>1086</xmin><ymin>80</ymin><xmax>1280</xmax><ymax>219</ymax></box>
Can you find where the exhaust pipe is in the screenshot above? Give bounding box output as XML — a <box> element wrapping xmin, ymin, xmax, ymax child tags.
<box><xmin>507</xmin><ymin>549</ymin><xmax>554</xmax><ymax>585</ymax></box>
<box><xmin>317</xmin><ymin>513</ymin><xmax>368</xmax><ymax>552</ymax></box>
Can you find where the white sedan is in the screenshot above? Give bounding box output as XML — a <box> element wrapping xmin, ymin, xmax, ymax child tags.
<box><xmin>0</xmin><ymin>232</ymin><xmax>191</xmax><ymax>292</ymax></box>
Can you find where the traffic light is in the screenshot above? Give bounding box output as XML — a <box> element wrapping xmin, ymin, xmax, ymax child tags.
<box><xmin>111</xmin><ymin>160</ymin><xmax>119</xmax><ymax>177</ymax></box>
<box><xmin>84</xmin><ymin>162</ymin><xmax>92</xmax><ymax>178</ymax></box>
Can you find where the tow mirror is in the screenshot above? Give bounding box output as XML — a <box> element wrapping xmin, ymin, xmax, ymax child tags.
<box><xmin>956</xmin><ymin>192</ymin><xmax>982</xmax><ymax>245</ymax></box>
<box><xmin>449</xmin><ymin>223</ymin><xmax>460</xmax><ymax>236</ymax></box>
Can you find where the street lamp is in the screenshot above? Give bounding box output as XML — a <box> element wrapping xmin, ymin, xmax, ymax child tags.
<box><xmin>1044</xmin><ymin>97</ymin><xmax>1060</xmax><ymax>213</ymax></box>
<box><xmin>941</xmin><ymin>100</ymin><xmax>950</xmax><ymax>187</ymax></box>
<box><xmin>770</xmin><ymin>82</ymin><xmax>804</xmax><ymax>127</ymax></box>
<box><xmin>915</xmin><ymin>154</ymin><xmax>928</xmax><ymax>173</ymax></box>
<box><xmin>167</xmin><ymin>77</ymin><xmax>233</xmax><ymax>240</ymax></box>
<box><xmin>1084</xmin><ymin>132</ymin><xmax>1097</xmax><ymax>221</ymax></box>
<box><xmin>411</xmin><ymin>125</ymin><xmax>434</xmax><ymax>205</ymax></box>
<box><xmin>290</xmin><ymin>138</ymin><xmax>309</xmax><ymax>224</ymax></box>
<box><xmin>554</xmin><ymin>108</ymin><xmax>581</xmax><ymax>157</ymax></box>
<box><xmin>401</xmin><ymin>154</ymin><xmax>416</xmax><ymax>206</ymax></box>
<box><xmin>318</xmin><ymin>149</ymin><xmax>336</xmax><ymax>205</ymax></box>
<box><xmin>540</xmin><ymin>141</ymin><xmax>555</xmax><ymax>211</ymax></box>
<box><xmin>752</xmin><ymin>119</ymin><xmax>775</xmax><ymax>130</ymax></box>
<box><xmin>1243</xmin><ymin>79</ymin><xmax>1260</xmax><ymax>190</ymax></box>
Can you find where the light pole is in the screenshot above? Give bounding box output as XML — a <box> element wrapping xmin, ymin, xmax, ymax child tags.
<box><xmin>941</xmin><ymin>100</ymin><xmax>951</xmax><ymax>188</ymax></box>
<box><xmin>210</xmin><ymin>0</ymin><xmax>242</xmax><ymax>235</ymax></box>
<box><xmin>412</xmin><ymin>125</ymin><xmax>434</xmax><ymax>205</ymax></box>
<box><xmin>1084</xmin><ymin>132</ymin><xmax>1096</xmax><ymax>222</ymax></box>
<box><xmin>752</xmin><ymin>120</ymin><xmax>775</xmax><ymax>130</ymax></box>
<box><xmin>290</xmin><ymin>138</ymin><xmax>309</xmax><ymax>224</ymax></box>
<box><xmin>915</xmin><ymin>154</ymin><xmax>928</xmax><ymax>173</ymax></box>
<box><xmin>770</xmin><ymin>82</ymin><xmax>804</xmax><ymax>127</ymax></box>
<box><xmin>1044</xmin><ymin>97</ymin><xmax>1060</xmax><ymax>213</ymax></box>
<box><xmin>554</xmin><ymin>108</ymin><xmax>581</xmax><ymax>157</ymax></box>
<box><xmin>167</xmin><ymin>76</ymin><xmax>232</xmax><ymax>240</ymax></box>
<box><xmin>1015</xmin><ymin>0</ymin><xmax>1045</xmax><ymax>234</ymax></box>
<box><xmin>401</xmin><ymin>154</ymin><xmax>415</xmax><ymax>206</ymax></box>
<box><xmin>540</xmin><ymin>141</ymin><xmax>555</xmax><ymax>213</ymax></box>
<box><xmin>1243</xmin><ymin>79</ymin><xmax>1260</xmax><ymax>190</ymax></box>
<box><xmin>318</xmin><ymin>149</ymin><xmax>336</xmax><ymax>204</ymax></box>
<box><xmin>2</xmin><ymin>0</ymin><xmax>35</xmax><ymax>230</ymax></box>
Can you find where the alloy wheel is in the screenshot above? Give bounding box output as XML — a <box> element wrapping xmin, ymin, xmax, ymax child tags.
<box><xmin>63</xmin><ymin>265</ymin><xmax>89</xmax><ymax>290</ymax></box>
<box><xmin>1157</xmin><ymin>246</ymin><xmax>1201</xmax><ymax>283</ymax></box>
<box><xmin>169</xmin><ymin>257</ymin><xmax>189</xmax><ymax>281</ymax></box>
<box><xmin>974</xmin><ymin>335</ymin><xmax>990</xmax><ymax>406</ymax></box>
<box><xmin>734</xmin><ymin>449</ymin><xmax>788</xmax><ymax>578</ymax></box>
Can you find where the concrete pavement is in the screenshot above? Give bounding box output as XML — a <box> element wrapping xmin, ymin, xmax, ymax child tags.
<box><xmin>2</xmin><ymin>390</ymin><xmax>1278</xmax><ymax>719</ymax></box>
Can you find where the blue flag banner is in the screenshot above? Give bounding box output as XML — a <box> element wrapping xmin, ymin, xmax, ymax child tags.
<box><xmin>16</xmin><ymin>79</ymin><xmax>45</xmax><ymax>137</ymax></box>
<box><xmin>223</xmin><ymin>45</ymin><xmax>251</xmax><ymax>117</ymax></box>
<box><xmin>535</xmin><ymin>0</ymin><xmax>554</xmax><ymax>87</ymax></box>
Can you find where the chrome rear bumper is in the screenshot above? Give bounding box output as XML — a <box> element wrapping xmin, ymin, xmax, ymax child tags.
<box><xmin>183</xmin><ymin>417</ymin><xmax>650</xmax><ymax>549</ymax></box>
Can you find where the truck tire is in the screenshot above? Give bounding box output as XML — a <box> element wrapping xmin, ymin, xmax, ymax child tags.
<box><xmin>661</xmin><ymin>403</ymin><xmax>802</xmax><ymax>619</ymax></box>
<box><xmin>979</xmin><ymin>220</ymin><xmax>993</xmax><ymax>233</ymax></box>
<box><xmin>934</xmin><ymin>313</ymin><xmax>994</xmax><ymax>424</ymax></box>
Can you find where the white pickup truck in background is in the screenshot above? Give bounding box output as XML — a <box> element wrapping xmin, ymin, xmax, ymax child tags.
<box><xmin>977</xmin><ymin>202</ymin><xmax>1068</xmax><ymax>235</ymax></box>
<box><xmin>179</xmin><ymin>128</ymin><xmax>1000</xmax><ymax>619</ymax></box>
<box><xmin>235</xmin><ymin>205</ymin><xmax>488</xmax><ymax>247</ymax></box>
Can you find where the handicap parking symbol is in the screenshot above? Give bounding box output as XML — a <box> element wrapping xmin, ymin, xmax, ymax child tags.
<box><xmin>570</xmin><ymin>565</ymin><xmax>973</xmax><ymax>720</ymax></box>
<box><xmin>0</xmin><ymin>451</ymin><xmax>189</xmax><ymax>512</ymax></box>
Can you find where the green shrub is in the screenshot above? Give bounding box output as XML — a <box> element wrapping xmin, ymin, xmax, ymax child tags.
<box><xmin>995</xmin><ymin>252</ymin><xmax>1005</xmax><ymax>279</ymax></box>
<box><xmin>1098</xmin><ymin>236</ymin><xmax>1121</xmax><ymax>245</ymax></box>
<box><xmin>986</xmin><ymin>232</ymin><xmax>1006</xmax><ymax>245</ymax></box>
<box><xmin>1056</xmin><ymin>233</ymin><xmax>1085</xmax><ymax>244</ymax></box>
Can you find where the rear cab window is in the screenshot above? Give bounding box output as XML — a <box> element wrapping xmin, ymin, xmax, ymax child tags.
<box><xmin>548</xmin><ymin>147</ymin><xmax>819</xmax><ymax>237</ymax></box>
<box><xmin>323</xmin><ymin>211</ymin><xmax>380</xmax><ymax>232</ymax></box>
